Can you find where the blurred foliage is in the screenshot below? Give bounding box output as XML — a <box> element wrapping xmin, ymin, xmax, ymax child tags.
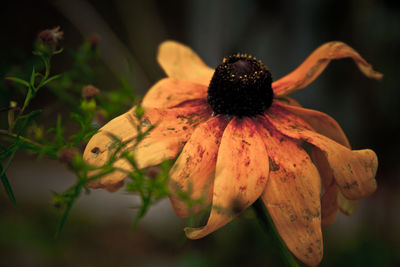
<box><xmin>0</xmin><ymin>28</ymin><xmax>176</xmax><ymax>237</ymax></box>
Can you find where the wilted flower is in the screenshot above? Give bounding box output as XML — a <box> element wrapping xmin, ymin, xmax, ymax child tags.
<box><xmin>83</xmin><ymin>41</ymin><xmax>381</xmax><ymax>266</ymax></box>
<box><xmin>82</xmin><ymin>84</ymin><xmax>100</xmax><ymax>100</ymax></box>
<box><xmin>38</xmin><ymin>26</ymin><xmax>63</xmax><ymax>47</ymax></box>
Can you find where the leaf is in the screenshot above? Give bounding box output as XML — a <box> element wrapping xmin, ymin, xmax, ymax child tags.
<box><xmin>16</xmin><ymin>109</ymin><xmax>42</xmax><ymax>121</ymax></box>
<box><xmin>55</xmin><ymin>184</ymin><xmax>81</xmax><ymax>237</ymax></box>
<box><xmin>0</xmin><ymin>157</ymin><xmax>18</xmax><ymax>208</ymax></box>
<box><xmin>55</xmin><ymin>199</ymin><xmax>73</xmax><ymax>238</ymax></box>
<box><xmin>30</xmin><ymin>66</ymin><xmax>36</xmax><ymax>88</ymax></box>
<box><xmin>5</xmin><ymin>77</ymin><xmax>30</xmax><ymax>88</ymax></box>
<box><xmin>42</xmin><ymin>74</ymin><xmax>62</xmax><ymax>87</ymax></box>
<box><xmin>54</xmin><ymin>115</ymin><xmax>66</xmax><ymax>145</ymax></box>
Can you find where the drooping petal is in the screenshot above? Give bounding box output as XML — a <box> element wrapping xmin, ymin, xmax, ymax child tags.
<box><xmin>157</xmin><ymin>41</ymin><xmax>214</xmax><ymax>86</ymax></box>
<box><xmin>257</xmin><ymin>116</ymin><xmax>323</xmax><ymax>266</ymax></box>
<box><xmin>311</xmin><ymin>146</ymin><xmax>339</xmax><ymax>226</ymax></box>
<box><xmin>273</xmin><ymin>41</ymin><xmax>383</xmax><ymax>97</ymax></box>
<box><xmin>141</xmin><ymin>78</ymin><xmax>208</xmax><ymax>110</ymax></box>
<box><xmin>337</xmin><ymin>190</ymin><xmax>359</xmax><ymax>216</ymax></box>
<box><xmin>83</xmin><ymin>102</ymin><xmax>211</xmax><ymax>190</ymax></box>
<box><xmin>278</xmin><ymin>102</ymin><xmax>350</xmax><ymax>148</ymax></box>
<box><xmin>266</xmin><ymin>103</ymin><xmax>378</xmax><ymax>200</ymax></box>
<box><xmin>311</xmin><ymin>145</ymin><xmax>359</xmax><ymax>220</ymax></box>
<box><xmin>185</xmin><ymin>117</ymin><xmax>269</xmax><ymax>239</ymax></box>
<box><xmin>321</xmin><ymin>184</ymin><xmax>339</xmax><ymax>227</ymax></box>
<box><xmin>168</xmin><ymin>115</ymin><xmax>229</xmax><ymax>218</ymax></box>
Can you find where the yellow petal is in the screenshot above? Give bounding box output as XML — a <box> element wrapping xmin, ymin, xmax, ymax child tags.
<box><xmin>157</xmin><ymin>40</ymin><xmax>214</xmax><ymax>86</ymax></box>
<box><xmin>257</xmin><ymin>116</ymin><xmax>323</xmax><ymax>266</ymax></box>
<box><xmin>267</xmin><ymin>103</ymin><xmax>378</xmax><ymax>200</ymax></box>
<box><xmin>141</xmin><ymin>78</ymin><xmax>207</xmax><ymax>110</ymax></box>
<box><xmin>83</xmin><ymin>107</ymin><xmax>138</xmax><ymax>191</ymax></box>
<box><xmin>273</xmin><ymin>41</ymin><xmax>383</xmax><ymax>97</ymax></box>
<box><xmin>168</xmin><ymin>116</ymin><xmax>229</xmax><ymax>218</ymax></box>
<box><xmin>279</xmin><ymin>102</ymin><xmax>350</xmax><ymax>148</ymax></box>
<box><xmin>185</xmin><ymin>117</ymin><xmax>269</xmax><ymax>239</ymax></box>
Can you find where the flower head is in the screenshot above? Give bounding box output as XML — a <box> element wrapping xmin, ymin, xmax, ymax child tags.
<box><xmin>82</xmin><ymin>84</ymin><xmax>100</xmax><ymax>100</ymax></box>
<box><xmin>83</xmin><ymin>40</ymin><xmax>382</xmax><ymax>266</ymax></box>
<box><xmin>38</xmin><ymin>26</ymin><xmax>64</xmax><ymax>47</ymax></box>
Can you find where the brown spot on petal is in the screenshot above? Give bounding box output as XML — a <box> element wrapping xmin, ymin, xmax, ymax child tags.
<box><xmin>258</xmin><ymin>175</ymin><xmax>267</xmax><ymax>186</ymax></box>
<box><xmin>269</xmin><ymin>157</ymin><xmax>280</xmax><ymax>171</ymax></box>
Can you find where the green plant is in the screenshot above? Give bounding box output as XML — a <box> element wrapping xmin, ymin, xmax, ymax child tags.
<box><xmin>0</xmin><ymin>27</ymin><xmax>173</xmax><ymax>236</ymax></box>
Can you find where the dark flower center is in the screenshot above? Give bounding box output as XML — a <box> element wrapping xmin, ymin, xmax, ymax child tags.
<box><xmin>207</xmin><ymin>54</ymin><xmax>273</xmax><ymax>117</ymax></box>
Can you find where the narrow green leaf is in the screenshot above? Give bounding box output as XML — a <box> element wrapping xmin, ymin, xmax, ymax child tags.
<box><xmin>55</xmin><ymin>200</ymin><xmax>73</xmax><ymax>238</ymax></box>
<box><xmin>16</xmin><ymin>109</ymin><xmax>42</xmax><ymax>121</ymax></box>
<box><xmin>55</xmin><ymin>184</ymin><xmax>81</xmax><ymax>237</ymax></box>
<box><xmin>42</xmin><ymin>74</ymin><xmax>62</xmax><ymax>87</ymax></box>
<box><xmin>5</xmin><ymin>77</ymin><xmax>30</xmax><ymax>87</ymax></box>
<box><xmin>0</xmin><ymin>158</ymin><xmax>18</xmax><ymax>208</ymax></box>
<box><xmin>55</xmin><ymin>115</ymin><xmax>65</xmax><ymax>145</ymax></box>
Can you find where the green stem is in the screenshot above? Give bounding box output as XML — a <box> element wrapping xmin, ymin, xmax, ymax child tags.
<box><xmin>253</xmin><ymin>199</ymin><xmax>300</xmax><ymax>267</ymax></box>
<box><xmin>0</xmin><ymin>129</ymin><xmax>44</xmax><ymax>149</ymax></box>
<box><xmin>18</xmin><ymin>87</ymin><xmax>33</xmax><ymax>117</ymax></box>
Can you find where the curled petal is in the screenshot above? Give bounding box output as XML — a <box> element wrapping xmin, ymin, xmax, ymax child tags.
<box><xmin>273</xmin><ymin>41</ymin><xmax>383</xmax><ymax>97</ymax></box>
<box><xmin>157</xmin><ymin>40</ymin><xmax>214</xmax><ymax>86</ymax></box>
<box><xmin>279</xmin><ymin>102</ymin><xmax>350</xmax><ymax>148</ymax></box>
<box><xmin>142</xmin><ymin>78</ymin><xmax>207</xmax><ymax>110</ymax></box>
<box><xmin>185</xmin><ymin>117</ymin><xmax>269</xmax><ymax>239</ymax></box>
<box><xmin>257</xmin><ymin>117</ymin><xmax>323</xmax><ymax>266</ymax></box>
<box><xmin>83</xmin><ymin>103</ymin><xmax>211</xmax><ymax>190</ymax></box>
<box><xmin>267</xmin><ymin>103</ymin><xmax>378</xmax><ymax>200</ymax></box>
<box><xmin>321</xmin><ymin>184</ymin><xmax>339</xmax><ymax>227</ymax></box>
<box><xmin>168</xmin><ymin>116</ymin><xmax>229</xmax><ymax>218</ymax></box>
<box><xmin>311</xmin><ymin>146</ymin><xmax>339</xmax><ymax>226</ymax></box>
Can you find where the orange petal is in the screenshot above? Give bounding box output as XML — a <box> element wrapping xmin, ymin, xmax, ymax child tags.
<box><xmin>185</xmin><ymin>117</ymin><xmax>269</xmax><ymax>239</ymax></box>
<box><xmin>257</xmin><ymin>116</ymin><xmax>323</xmax><ymax>266</ymax></box>
<box><xmin>157</xmin><ymin>41</ymin><xmax>214</xmax><ymax>86</ymax></box>
<box><xmin>83</xmin><ymin>107</ymin><xmax>138</xmax><ymax>191</ymax></box>
<box><xmin>168</xmin><ymin>115</ymin><xmax>229</xmax><ymax>218</ymax></box>
<box><xmin>267</xmin><ymin>103</ymin><xmax>378</xmax><ymax>200</ymax></box>
<box><xmin>277</xmin><ymin>97</ymin><xmax>302</xmax><ymax>107</ymax></box>
<box><xmin>337</xmin><ymin>191</ymin><xmax>359</xmax><ymax>215</ymax></box>
<box><xmin>279</xmin><ymin>102</ymin><xmax>350</xmax><ymax>148</ymax></box>
<box><xmin>134</xmin><ymin>102</ymin><xmax>211</xmax><ymax>169</ymax></box>
<box><xmin>311</xmin><ymin>146</ymin><xmax>339</xmax><ymax>226</ymax></box>
<box><xmin>83</xmin><ymin>103</ymin><xmax>211</xmax><ymax>190</ymax></box>
<box><xmin>141</xmin><ymin>78</ymin><xmax>207</xmax><ymax>110</ymax></box>
<box><xmin>273</xmin><ymin>41</ymin><xmax>383</xmax><ymax>97</ymax></box>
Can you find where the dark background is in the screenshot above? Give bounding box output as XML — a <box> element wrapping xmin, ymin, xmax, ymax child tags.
<box><xmin>1</xmin><ymin>0</ymin><xmax>399</xmax><ymax>266</ymax></box>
